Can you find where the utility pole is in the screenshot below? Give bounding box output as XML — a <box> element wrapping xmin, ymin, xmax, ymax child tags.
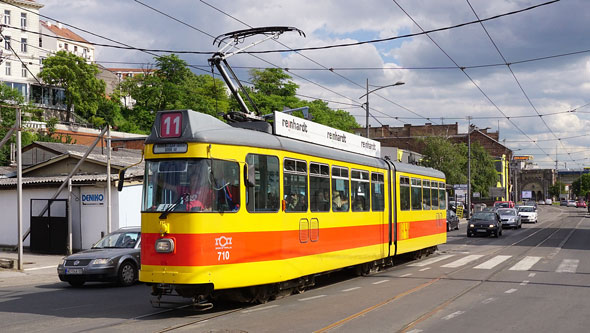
<box><xmin>365</xmin><ymin>78</ymin><xmax>369</xmax><ymax>138</ymax></box>
<box><xmin>467</xmin><ymin>116</ymin><xmax>472</xmax><ymax>219</ymax></box>
<box><xmin>16</xmin><ymin>108</ymin><xmax>23</xmax><ymax>271</ymax></box>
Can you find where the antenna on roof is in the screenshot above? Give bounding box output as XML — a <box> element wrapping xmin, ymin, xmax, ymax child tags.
<box><xmin>208</xmin><ymin>26</ymin><xmax>305</xmax><ymax>122</ymax></box>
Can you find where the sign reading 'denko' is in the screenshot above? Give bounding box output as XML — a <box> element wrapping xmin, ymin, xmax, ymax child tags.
<box><xmin>82</xmin><ymin>193</ymin><xmax>104</xmax><ymax>206</ymax></box>
<box><xmin>274</xmin><ymin>111</ymin><xmax>381</xmax><ymax>157</ymax></box>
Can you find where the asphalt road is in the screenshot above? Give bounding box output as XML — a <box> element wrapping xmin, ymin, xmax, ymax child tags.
<box><xmin>1</xmin><ymin>205</ymin><xmax>589</xmax><ymax>332</ymax></box>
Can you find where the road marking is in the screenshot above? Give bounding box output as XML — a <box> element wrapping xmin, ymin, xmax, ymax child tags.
<box><xmin>399</xmin><ymin>273</ymin><xmax>413</xmax><ymax>277</ymax></box>
<box><xmin>441</xmin><ymin>255</ymin><xmax>483</xmax><ymax>268</ymax></box>
<box><xmin>298</xmin><ymin>295</ymin><xmax>326</xmax><ymax>302</ymax></box>
<box><xmin>442</xmin><ymin>311</ymin><xmax>465</xmax><ymax>320</ymax></box>
<box><xmin>473</xmin><ymin>255</ymin><xmax>511</xmax><ymax>269</ymax></box>
<box><xmin>372</xmin><ymin>279</ymin><xmax>389</xmax><ymax>285</ymax></box>
<box><xmin>24</xmin><ymin>265</ymin><xmax>56</xmax><ymax>271</ymax></box>
<box><xmin>509</xmin><ymin>256</ymin><xmax>542</xmax><ymax>271</ymax></box>
<box><xmin>482</xmin><ymin>297</ymin><xmax>496</xmax><ymax>304</ymax></box>
<box><xmin>242</xmin><ymin>305</ymin><xmax>279</xmax><ymax>313</ymax></box>
<box><xmin>520</xmin><ymin>280</ymin><xmax>529</xmax><ymax>286</ymax></box>
<box><xmin>342</xmin><ymin>287</ymin><xmax>361</xmax><ymax>292</ymax></box>
<box><xmin>528</xmin><ymin>273</ymin><xmax>536</xmax><ymax>277</ymax></box>
<box><xmin>419</xmin><ymin>267</ymin><xmax>430</xmax><ymax>271</ymax></box>
<box><xmin>556</xmin><ymin>259</ymin><xmax>579</xmax><ymax>273</ymax></box>
<box><xmin>408</xmin><ymin>254</ymin><xmax>455</xmax><ymax>267</ymax></box>
<box><xmin>406</xmin><ymin>330</ymin><xmax>423</xmax><ymax>333</ymax></box>
<box><xmin>505</xmin><ymin>288</ymin><xmax>518</xmax><ymax>294</ymax></box>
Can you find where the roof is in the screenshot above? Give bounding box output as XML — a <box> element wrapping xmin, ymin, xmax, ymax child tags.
<box><xmin>107</xmin><ymin>68</ymin><xmax>155</xmax><ymax>73</ymax></box>
<box><xmin>40</xmin><ymin>20</ymin><xmax>89</xmax><ymax>43</ymax></box>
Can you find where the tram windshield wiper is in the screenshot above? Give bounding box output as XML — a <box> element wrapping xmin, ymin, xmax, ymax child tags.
<box><xmin>159</xmin><ymin>193</ymin><xmax>187</xmax><ymax>219</ymax></box>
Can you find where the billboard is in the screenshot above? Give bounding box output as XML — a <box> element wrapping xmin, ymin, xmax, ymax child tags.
<box><xmin>522</xmin><ymin>190</ymin><xmax>532</xmax><ymax>199</ymax></box>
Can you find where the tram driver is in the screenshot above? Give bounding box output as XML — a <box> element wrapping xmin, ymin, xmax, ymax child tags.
<box><xmin>185</xmin><ymin>173</ymin><xmax>213</xmax><ymax>212</ymax></box>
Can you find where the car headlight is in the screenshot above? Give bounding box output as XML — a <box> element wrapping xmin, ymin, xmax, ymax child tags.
<box><xmin>92</xmin><ymin>258</ymin><xmax>113</xmax><ymax>265</ymax></box>
<box><xmin>489</xmin><ymin>224</ymin><xmax>495</xmax><ymax>228</ymax></box>
<box><xmin>469</xmin><ymin>224</ymin><xmax>475</xmax><ymax>228</ymax></box>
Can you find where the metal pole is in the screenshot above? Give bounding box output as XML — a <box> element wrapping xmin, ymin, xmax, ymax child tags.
<box><xmin>467</xmin><ymin>117</ymin><xmax>471</xmax><ymax>219</ymax></box>
<box><xmin>365</xmin><ymin>78</ymin><xmax>370</xmax><ymax>138</ymax></box>
<box><xmin>106</xmin><ymin>126</ymin><xmax>112</xmax><ymax>234</ymax></box>
<box><xmin>16</xmin><ymin>108</ymin><xmax>23</xmax><ymax>271</ymax></box>
<box><xmin>67</xmin><ymin>178</ymin><xmax>73</xmax><ymax>255</ymax></box>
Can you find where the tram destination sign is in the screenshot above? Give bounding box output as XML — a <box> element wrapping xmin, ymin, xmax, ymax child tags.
<box><xmin>274</xmin><ymin>111</ymin><xmax>381</xmax><ymax>157</ymax></box>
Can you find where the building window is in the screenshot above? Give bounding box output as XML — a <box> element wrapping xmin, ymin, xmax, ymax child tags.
<box><xmin>74</xmin><ymin>45</ymin><xmax>77</xmax><ymax>52</ymax></box>
<box><xmin>4</xmin><ymin>10</ymin><xmax>10</xmax><ymax>25</ymax></box>
<box><xmin>4</xmin><ymin>36</ymin><xmax>11</xmax><ymax>50</ymax></box>
<box><xmin>20</xmin><ymin>38</ymin><xmax>27</xmax><ymax>53</ymax></box>
<box><xmin>20</xmin><ymin>13</ymin><xmax>26</xmax><ymax>29</ymax></box>
<box><xmin>21</xmin><ymin>64</ymin><xmax>27</xmax><ymax>77</ymax></box>
<box><xmin>64</xmin><ymin>43</ymin><xmax>68</xmax><ymax>50</ymax></box>
<box><xmin>38</xmin><ymin>37</ymin><xmax>42</xmax><ymax>47</ymax></box>
<box><xmin>5</xmin><ymin>62</ymin><xmax>11</xmax><ymax>76</ymax></box>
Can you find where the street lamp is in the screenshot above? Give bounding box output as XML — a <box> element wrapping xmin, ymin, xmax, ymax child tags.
<box><xmin>359</xmin><ymin>80</ymin><xmax>405</xmax><ymax>138</ymax></box>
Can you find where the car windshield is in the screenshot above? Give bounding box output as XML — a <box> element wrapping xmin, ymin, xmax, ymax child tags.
<box><xmin>92</xmin><ymin>231</ymin><xmax>140</xmax><ymax>249</ymax></box>
<box><xmin>519</xmin><ymin>206</ymin><xmax>535</xmax><ymax>212</ymax></box>
<box><xmin>497</xmin><ymin>209</ymin><xmax>516</xmax><ymax>216</ymax></box>
<box><xmin>472</xmin><ymin>212</ymin><xmax>496</xmax><ymax>221</ymax></box>
<box><xmin>495</xmin><ymin>202</ymin><xmax>509</xmax><ymax>208</ymax></box>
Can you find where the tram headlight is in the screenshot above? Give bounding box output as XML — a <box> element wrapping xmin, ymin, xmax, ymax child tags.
<box><xmin>155</xmin><ymin>238</ymin><xmax>175</xmax><ymax>253</ymax></box>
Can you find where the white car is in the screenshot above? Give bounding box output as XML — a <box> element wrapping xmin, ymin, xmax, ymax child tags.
<box><xmin>545</xmin><ymin>198</ymin><xmax>553</xmax><ymax>205</ymax></box>
<box><xmin>518</xmin><ymin>205</ymin><xmax>538</xmax><ymax>223</ymax></box>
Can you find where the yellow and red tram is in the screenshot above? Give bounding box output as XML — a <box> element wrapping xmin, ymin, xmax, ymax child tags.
<box><xmin>140</xmin><ymin>109</ymin><xmax>446</xmax><ymax>303</ymax></box>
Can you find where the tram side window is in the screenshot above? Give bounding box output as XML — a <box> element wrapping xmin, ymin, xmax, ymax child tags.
<box><xmin>310</xmin><ymin>162</ymin><xmax>330</xmax><ymax>212</ymax></box>
<box><xmin>351</xmin><ymin>170</ymin><xmax>370</xmax><ymax>212</ymax></box>
<box><xmin>371</xmin><ymin>172</ymin><xmax>385</xmax><ymax>211</ymax></box>
<box><xmin>400</xmin><ymin>176</ymin><xmax>410</xmax><ymax>211</ymax></box>
<box><xmin>439</xmin><ymin>183</ymin><xmax>446</xmax><ymax>209</ymax></box>
<box><xmin>246</xmin><ymin>154</ymin><xmax>280</xmax><ymax>212</ymax></box>
<box><xmin>431</xmin><ymin>181</ymin><xmax>439</xmax><ymax>209</ymax></box>
<box><xmin>332</xmin><ymin>166</ymin><xmax>349</xmax><ymax>212</ymax></box>
<box><xmin>284</xmin><ymin>158</ymin><xmax>308</xmax><ymax>212</ymax></box>
<box><xmin>423</xmin><ymin>180</ymin><xmax>431</xmax><ymax>210</ymax></box>
<box><xmin>411</xmin><ymin>178</ymin><xmax>422</xmax><ymax>210</ymax></box>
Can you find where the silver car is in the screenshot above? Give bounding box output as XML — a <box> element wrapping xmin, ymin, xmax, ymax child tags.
<box><xmin>57</xmin><ymin>227</ymin><xmax>141</xmax><ymax>287</ymax></box>
<box><xmin>497</xmin><ymin>208</ymin><xmax>522</xmax><ymax>229</ymax></box>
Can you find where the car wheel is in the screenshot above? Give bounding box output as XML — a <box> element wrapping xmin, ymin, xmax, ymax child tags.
<box><xmin>68</xmin><ymin>278</ymin><xmax>85</xmax><ymax>287</ymax></box>
<box><xmin>467</xmin><ymin>232</ymin><xmax>472</xmax><ymax>237</ymax></box>
<box><xmin>447</xmin><ymin>223</ymin><xmax>451</xmax><ymax>232</ymax></box>
<box><xmin>118</xmin><ymin>261</ymin><xmax>137</xmax><ymax>287</ymax></box>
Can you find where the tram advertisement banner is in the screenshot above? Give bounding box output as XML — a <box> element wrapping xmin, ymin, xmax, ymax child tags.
<box><xmin>273</xmin><ymin>111</ymin><xmax>381</xmax><ymax>157</ymax></box>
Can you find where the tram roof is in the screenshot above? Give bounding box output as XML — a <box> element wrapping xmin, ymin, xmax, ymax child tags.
<box><xmin>146</xmin><ymin>110</ymin><xmax>444</xmax><ymax>179</ymax></box>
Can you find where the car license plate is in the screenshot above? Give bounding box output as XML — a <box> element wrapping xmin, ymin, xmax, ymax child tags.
<box><xmin>66</xmin><ymin>268</ymin><xmax>83</xmax><ymax>275</ymax></box>
<box><xmin>476</xmin><ymin>229</ymin><xmax>487</xmax><ymax>232</ymax></box>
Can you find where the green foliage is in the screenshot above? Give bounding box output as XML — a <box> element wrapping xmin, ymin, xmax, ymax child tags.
<box><xmin>572</xmin><ymin>174</ymin><xmax>590</xmax><ymax>198</ymax></box>
<box><xmin>549</xmin><ymin>181</ymin><xmax>565</xmax><ymax>198</ymax></box>
<box><xmin>420</xmin><ymin>137</ymin><xmax>497</xmax><ymax>197</ymax></box>
<box><xmin>38</xmin><ymin>51</ymin><xmax>106</xmax><ymax>121</ymax></box>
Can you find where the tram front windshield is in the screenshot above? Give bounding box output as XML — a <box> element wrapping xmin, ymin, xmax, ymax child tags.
<box><xmin>142</xmin><ymin>159</ymin><xmax>240</xmax><ymax>213</ymax></box>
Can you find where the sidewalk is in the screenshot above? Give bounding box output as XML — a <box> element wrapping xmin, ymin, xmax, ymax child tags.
<box><xmin>0</xmin><ymin>249</ymin><xmax>64</xmax><ymax>287</ymax></box>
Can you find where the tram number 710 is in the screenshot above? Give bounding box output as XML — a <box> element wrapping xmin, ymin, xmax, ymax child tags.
<box><xmin>217</xmin><ymin>251</ymin><xmax>230</xmax><ymax>261</ymax></box>
<box><xmin>160</xmin><ymin>112</ymin><xmax>182</xmax><ymax>138</ymax></box>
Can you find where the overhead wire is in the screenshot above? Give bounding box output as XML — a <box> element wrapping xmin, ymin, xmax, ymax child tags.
<box><xmin>465</xmin><ymin>0</ymin><xmax>578</xmax><ymax>167</ymax></box>
<box><xmin>392</xmin><ymin>0</ymin><xmax>560</xmax><ymax>166</ymax></box>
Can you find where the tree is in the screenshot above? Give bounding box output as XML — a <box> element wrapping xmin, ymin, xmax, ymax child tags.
<box><xmin>549</xmin><ymin>181</ymin><xmax>565</xmax><ymax>198</ymax></box>
<box><xmin>38</xmin><ymin>51</ymin><xmax>106</xmax><ymax>122</ymax></box>
<box><xmin>572</xmin><ymin>174</ymin><xmax>590</xmax><ymax>198</ymax></box>
<box><xmin>420</xmin><ymin>137</ymin><xmax>497</xmax><ymax>197</ymax></box>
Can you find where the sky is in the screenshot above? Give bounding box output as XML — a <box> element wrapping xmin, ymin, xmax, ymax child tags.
<box><xmin>38</xmin><ymin>0</ymin><xmax>590</xmax><ymax>169</ymax></box>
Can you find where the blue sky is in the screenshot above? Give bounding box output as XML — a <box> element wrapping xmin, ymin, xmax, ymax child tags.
<box><xmin>39</xmin><ymin>0</ymin><xmax>590</xmax><ymax>169</ymax></box>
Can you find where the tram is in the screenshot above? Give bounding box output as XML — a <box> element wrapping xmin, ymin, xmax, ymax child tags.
<box><xmin>139</xmin><ymin>109</ymin><xmax>446</xmax><ymax>304</ymax></box>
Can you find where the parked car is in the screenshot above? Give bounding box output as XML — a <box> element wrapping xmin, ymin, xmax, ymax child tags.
<box><xmin>545</xmin><ymin>198</ymin><xmax>553</xmax><ymax>205</ymax></box>
<box><xmin>518</xmin><ymin>205</ymin><xmax>538</xmax><ymax>223</ymax></box>
<box><xmin>467</xmin><ymin>211</ymin><xmax>502</xmax><ymax>238</ymax></box>
<box><xmin>560</xmin><ymin>199</ymin><xmax>568</xmax><ymax>206</ymax></box>
<box><xmin>447</xmin><ymin>209</ymin><xmax>459</xmax><ymax>231</ymax></box>
<box><xmin>497</xmin><ymin>208</ymin><xmax>522</xmax><ymax>229</ymax></box>
<box><xmin>57</xmin><ymin>227</ymin><xmax>141</xmax><ymax>287</ymax></box>
<box><xmin>493</xmin><ymin>201</ymin><xmax>515</xmax><ymax>209</ymax></box>
<box><xmin>567</xmin><ymin>200</ymin><xmax>577</xmax><ymax>207</ymax></box>
<box><xmin>576</xmin><ymin>200</ymin><xmax>587</xmax><ymax>208</ymax></box>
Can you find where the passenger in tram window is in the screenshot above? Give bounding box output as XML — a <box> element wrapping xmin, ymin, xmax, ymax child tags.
<box><xmin>286</xmin><ymin>192</ymin><xmax>299</xmax><ymax>211</ymax></box>
<box><xmin>332</xmin><ymin>191</ymin><xmax>349</xmax><ymax>211</ymax></box>
<box><xmin>318</xmin><ymin>190</ymin><xmax>330</xmax><ymax>211</ymax></box>
<box><xmin>297</xmin><ymin>194</ymin><xmax>307</xmax><ymax>211</ymax></box>
<box><xmin>353</xmin><ymin>196</ymin><xmax>365</xmax><ymax>211</ymax></box>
